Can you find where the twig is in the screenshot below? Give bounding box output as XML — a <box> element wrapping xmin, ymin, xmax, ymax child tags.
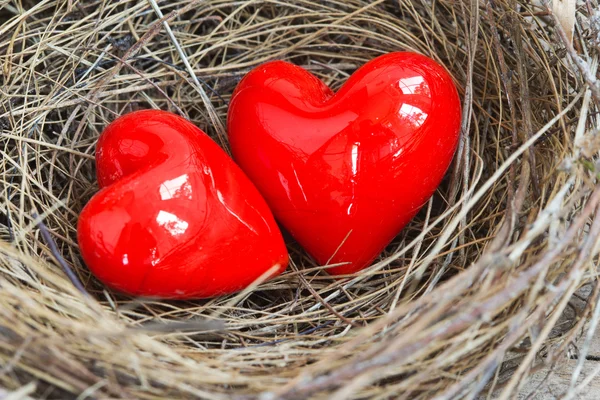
<box><xmin>295</xmin><ymin>266</ymin><xmax>360</xmax><ymax>328</ymax></box>
<box><xmin>34</xmin><ymin>213</ymin><xmax>89</xmax><ymax>297</ymax></box>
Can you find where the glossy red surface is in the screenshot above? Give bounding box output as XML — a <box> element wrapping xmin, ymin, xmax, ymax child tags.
<box><xmin>77</xmin><ymin>110</ymin><xmax>288</xmax><ymax>299</ymax></box>
<box><xmin>228</xmin><ymin>52</ymin><xmax>461</xmax><ymax>275</ymax></box>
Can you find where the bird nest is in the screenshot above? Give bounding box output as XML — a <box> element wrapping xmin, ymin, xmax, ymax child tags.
<box><xmin>1</xmin><ymin>0</ymin><xmax>600</xmax><ymax>399</ymax></box>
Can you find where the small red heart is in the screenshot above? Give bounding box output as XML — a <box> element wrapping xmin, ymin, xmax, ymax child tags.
<box><xmin>77</xmin><ymin>110</ymin><xmax>288</xmax><ymax>299</ymax></box>
<box><xmin>228</xmin><ymin>52</ymin><xmax>461</xmax><ymax>275</ymax></box>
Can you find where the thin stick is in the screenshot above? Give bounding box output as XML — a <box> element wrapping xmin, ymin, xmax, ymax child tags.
<box><xmin>34</xmin><ymin>213</ymin><xmax>89</xmax><ymax>297</ymax></box>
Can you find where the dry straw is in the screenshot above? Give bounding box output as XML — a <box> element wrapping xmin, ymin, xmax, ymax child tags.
<box><xmin>0</xmin><ymin>0</ymin><xmax>599</xmax><ymax>398</ymax></box>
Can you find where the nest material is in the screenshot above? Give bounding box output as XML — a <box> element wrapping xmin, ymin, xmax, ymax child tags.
<box><xmin>0</xmin><ymin>0</ymin><xmax>599</xmax><ymax>399</ymax></box>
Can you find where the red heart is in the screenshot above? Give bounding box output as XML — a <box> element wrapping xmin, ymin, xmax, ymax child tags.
<box><xmin>77</xmin><ymin>110</ymin><xmax>288</xmax><ymax>299</ymax></box>
<box><xmin>228</xmin><ymin>52</ymin><xmax>461</xmax><ymax>275</ymax></box>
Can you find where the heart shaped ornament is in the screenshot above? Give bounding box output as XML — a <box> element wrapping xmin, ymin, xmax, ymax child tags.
<box><xmin>228</xmin><ymin>52</ymin><xmax>461</xmax><ymax>275</ymax></box>
<box><xmin>78</xmin><ymin>110</ymin><xmax>288</xmax><ymax>299</ymax></box>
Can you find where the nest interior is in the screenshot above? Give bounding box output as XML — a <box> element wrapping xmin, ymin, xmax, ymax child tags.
<box><xmin>1</xmin><ymin>0</ymin><xmax>600</xmax><ymax>399</ymax></box>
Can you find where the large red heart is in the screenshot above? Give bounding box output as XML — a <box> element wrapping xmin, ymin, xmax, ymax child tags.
<box><xmin>228</xmin><ymin>52</ymin><xmax>461</xmax><ymax>275</ymax></box>
<box><xmin>77</xmin><ymin>110</ymin><xmax>288</xmax><ymax>299</ymax></box>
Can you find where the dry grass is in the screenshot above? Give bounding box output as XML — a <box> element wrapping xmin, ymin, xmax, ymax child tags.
<box><xmin>0</xmin><ymin>0</ymin><xmax>599</xmax><ymax>398</ymax></box>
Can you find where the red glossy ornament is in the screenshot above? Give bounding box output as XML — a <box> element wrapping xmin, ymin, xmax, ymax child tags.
<box><xmin>228</xmin><ymin>52</ymin><xmax>461</xmax><ymax>275</ymax></box>
<box><xmin>77</xmin><ymin>110</ymin><xmax>288</xmax><ymax>299</ymax></box>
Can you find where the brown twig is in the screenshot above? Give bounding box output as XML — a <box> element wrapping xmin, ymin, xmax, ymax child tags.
<box><xmin>295</xmin><ymin>267</ymin><xmax>361</xmax><ymax>328</ymax></box>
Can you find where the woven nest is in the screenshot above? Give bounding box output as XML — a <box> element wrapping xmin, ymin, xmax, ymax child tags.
<box><xmin>1</xmin><ymin>0</ymin><xmax>600</xmax><ymax>399</ymax></box>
